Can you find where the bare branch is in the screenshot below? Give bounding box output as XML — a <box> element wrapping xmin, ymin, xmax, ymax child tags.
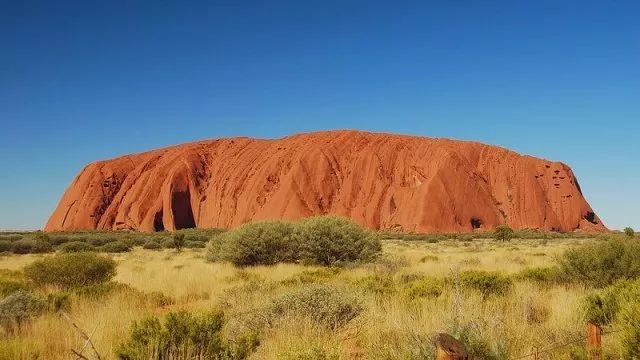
<box><xmin>71</xmin><ymin>349</ymin><xmax>89</xmax><ymax>360</ymax></box>
<box><xmin>59</xmin><ymin>311</ymin><xmax>102</xmax><ymax>360</ymax></box>
<box><xmin>79</xmin><ymin>321</ymin><xmax>101</xmax><ymax>355</ymax></box>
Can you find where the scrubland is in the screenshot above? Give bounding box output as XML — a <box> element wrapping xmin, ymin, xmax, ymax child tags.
<box><xmin>0</xmin><ymin>221</ymin><xmax>638</xmax><ymax>359</ymax></box>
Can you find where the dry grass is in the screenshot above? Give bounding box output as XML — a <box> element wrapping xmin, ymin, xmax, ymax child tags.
<box><xmin>0</xmin><ymin>237</ymin><xmax>621</xmax><ymax>359</ymax></box>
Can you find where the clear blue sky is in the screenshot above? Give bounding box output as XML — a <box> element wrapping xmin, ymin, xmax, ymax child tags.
<box><xmin>1</xmin><ymin>1</ymin><xmax>638</xmax><ymax>230</ymax></box>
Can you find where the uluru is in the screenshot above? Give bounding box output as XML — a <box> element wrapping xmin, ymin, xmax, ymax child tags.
<box><xmin>45</xmin><ymin>130</ymin><xmax>605</xmax><ymax>233</ymax></box>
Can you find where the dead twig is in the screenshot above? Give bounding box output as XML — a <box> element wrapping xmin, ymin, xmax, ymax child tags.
<box><xmin>71</xmin><ymin>349</ymin><xmax>89</xmax><ymax>360</ymax></box>
<box><xmin>59</xmin><ymin>311</ymin><xmax>102</xmax><ymax>360</ymax></box>
<box><xmin>78</xmin><ymin>320</ymin><xmax>101</xmax><ymax>357</ymax></box>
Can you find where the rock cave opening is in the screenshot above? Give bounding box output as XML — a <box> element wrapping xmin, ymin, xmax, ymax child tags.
<box><xmin>153</xmin><ymin>210</ymin><xmax>165</xmax><ymax>232</ymax></box>
<box><xmin>171</xmin><ymin>188</ymin><xmax>196</xmax><ymax>230</ymax></box>
<box><xmin>470</xmin><ymin>217</ymin><xmax>483</xmax><ymax>230</ymax></box>
<box><xmin>583</xmin><ymin>211</ymin><xmax>598</xmax><ymax>225</ymax></box>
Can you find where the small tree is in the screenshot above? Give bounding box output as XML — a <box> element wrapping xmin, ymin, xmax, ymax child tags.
<box><xmin>494</xmin><ymin>225</ymin><xmax>514</xmax><ymax>242</ymax></box>
<box><xmin>172</xmin><ymin>233</ymin><xmax>186</xmax><ymax>252</ymax></box>
<box><xmin>624</xmin><ymin>227</ymin><xmax>635</xmax><ymax>238</ymax></box>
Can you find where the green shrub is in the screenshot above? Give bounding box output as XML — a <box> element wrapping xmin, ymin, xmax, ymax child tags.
<box><xmin>0</xmin><ymin>278</ymin><xmax>30</xmax><ymax>298</ymax></box>
<box><xmin>494</xmin><ymin>225</ymin><xmax>514</xmax><ymax>242</ymax></box>
<box><xmin>47</xmin><ymin>292</ymin><xmax>71</xmax><ymax>312</ymax></box>
<box><xmin>121</xmin><ymin>236</ymin><xmax>146</xmax><ymax>247</ymax></box>
<box><xmin>206</xmin><ymin>217</ymin><xmax>381</xmax><ymax>267</ymax></box>
<box><xmin>33</xmin><ymin>232</ymin><xmax>50</xmax><ymax>243</ymax></box>
<box><xmin>265</xmin><ymin>285</ymin><xmax>362</xmax><ymax>330</ymax></box>
<box><xmin>11</xmin><ymin>239</ymin><xmax>52</xmax><ymax>254</ymax></box>
<box><xmin>558</xmin><ymin>238</ymin><xmax>640</xmax><ymax>287</ymax></box>
<box><xmin>116</xmin><ymin>309</ymin><xmax>257</xmax><ymax>360</ymax></box>
<box><xmin>151</xmin><ymin>236</ymin><xmax>168</xmax><ymax>243</ymax></box>
<box><xmin>619</xmin><ymin>285</ymin><xmax>640</xmax><ymax>358</ymax></box>
<box><xmin>451</xmin><ymin>322</ymin><xmax>506</xmax><ymax>360</ymax></box>
<box><xmin>87</xmin><ymin>236</ymin><xmax>114</xmax><ymax>247</ymax></box>
<box><xmin>142</xmin><ymin>240</ymin><xmax>162</xmax><ymax>250</ymax></box>
<box><xmin>294</xmin><ymin>216</ymin><xmax>381</xmax><ymax>266</ymax></box>
<box><xmin>172</xmin><ymin>233</ymin><xmax>186</xmax><ymax>251</ymax></box>
<box><xmin>185</xmin><ymin>235</ymin><xmax>209</xmax><ymax>243</ymax></box>
<box><xmin>48</xmin><ymin>235</ymin><xmax>71</xmax><ymax>246</ymax></box>
<box><xmin>403</xmin><ymin>277</ymin><xmax>443</xmax><ymax>299</ymax></box>
<box><xmin>514</xmin><ymin>228</ymin><xmax>549</xmax><ymax>239</ymax></box>
<box><xmin>459</xmin><ymin>270</ymin><xmax>512</xmax><ymax>297</ymax></box>
<box><xmin>24</xmin><ymin>253</ymin><xmax>116</xmax><ymax>289</ymax></box>
<box><xmin>161</xmin><ymin>238</ymin><xmax>176</xmax><ymax>249</ymax></box>
<box><xmin>582</xmin><ymin>278</ymin><xmax>640</xmax><ymax>357</ymax></box>
<box><xmin>354</xmin><ymin>275</ymin><xmax>396</xmax><ymax>296</ymax></box>
<box><xmin>0</xmin><ymin>234</ymin><xmax>23</xmax><ymax>241</ymax></box>
<box><xmin>207</xmin><ymin>221</ymin><xmax>297</xmax><ymax>266</ymax></box>
<box><xmin>146</xmin><ymin>291</ymin><xmax>175</xmax><ymax>307</ymax></box>
<box><xmin>583</xmin><ymin>280</ymin><xmax>632</xmax><ymax>325</ymax></box>
<box><xmin>624</xmin><ymin>227</ymin><xmax>635</xmax><ymax>238</ymax></box>
<box><xmin>184</xmin><ymin>240</ymin><xmax>205</xmax><ymax>249</ymax></box>
<box><xmin>379</xmin><ymin>232</ymin><xmax>447</xmax><ymax>242</ymax></box>
<box><xmin>99</xmin><ymin>241</ymin><xmax>131</xmax><ymax>253</ymax></box>
<box><xmin>59</xmin><ymin>241</ymin><xmax>96</xmax><ymax>253</ymax></box>
<box><xmin>73</xmin><ymin>282</ymin><xmax>139</xmax><ymax>299</ymax></box>
<box><xmin>515</xmin><ymin>266</ymin><xmax>562</xmax><ymax>284</ymax></box>
<box><xmin>0</xmin><ymin>240</ymin><xmax>11</xmax><ymax>253</ymax></box>
<box><xmin>459</xmin><ymin>234</ymin><xmax>474</xmax><ymax>242</ymax></box>
<box><xmin>0</xmin><ymin>291</ymin><xmax>45</xmax><ymax>334</ymax></box>
<box><xmin>280</xmin><ymin>268</ymin><xmax>341</xmax><ymax>286</ymax></box>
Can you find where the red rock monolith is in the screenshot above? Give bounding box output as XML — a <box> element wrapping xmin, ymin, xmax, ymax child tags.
<box><xmin>45</xmin><ymin>130</ymin><xmax>606</xmax><ymax>233</ymax></box>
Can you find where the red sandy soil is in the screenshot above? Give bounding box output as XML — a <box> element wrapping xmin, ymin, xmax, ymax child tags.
<box><xmin>45</xmin><ymin>130</ymin><xmax>605</xmax><ymax>233</ymax></box>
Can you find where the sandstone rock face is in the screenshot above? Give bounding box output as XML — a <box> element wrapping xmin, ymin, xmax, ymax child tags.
<box><xmin>45</xmin><ymin>130</ymin><xmax>605</xmax><ymax>233</ymax></box>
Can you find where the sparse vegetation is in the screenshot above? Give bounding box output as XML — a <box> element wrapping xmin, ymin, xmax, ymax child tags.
<box><xmin>116</xmin><ymin>309</ymin><xmax>257</xmax><ymax>359</ymax></box>
<box><xmin>459</xmin><ymin>270</ymin><xmax>513</xmax><ymax>297</ymax></box>
<box><xmin>184</xmin><ymin>240</ymin><xmax>206</xmax><ymax>248</ymax></box>
<box><xmin>558</xmin><ymin>237</ymin><xmax>640</xmax><ymax>287</ymax></box>
<box><xmin>11</xmin><ymin>238</ymin><xmax>52</xmax><ymax>254</ymax></box>
<box><xmin>403</xmin><ymin>276</ymin><xmax>443</xmax><ymax>299</ymax></box>
<box><xmin>0</xmin><ymin>290</ymin><xmax>45</xmax><ymax>334</ymax></box>
<box><xmin>24</xmin><ymin>252</ymin><xmax>116</xmax><ymax>289</ymax></box>
<box><xmin>624</xmin><ymin>227</ymin><xmax>635</xmax><ymax>238</ymax></box>
<box><xmin>0</xmin><ymin>240</ymin><xmax>12</xmax><ymax>253</ymax></box>
<box><xmin>494</xmin><ymin>224</ymin><xmax>515</xmax><ymax>242</ymax></box>
<box><xmin>207</xmin><ymin>221</ymin><xmax>296</xmax><ymax>266</ymax></box>
<box><xmin>515</xmin><ymin>266</ymin><xmax>562</xmax><ymax>285</ymax></box>
<box><xmin>294</xmin><ymin>216</ymin><xmax>381</xmax><ymax>266</ymax></box>
<box><xmin>59</xmin><ymin>241</ymin><xmax>95</xmax><ymax>253</ymax></box>
<box><xmin>99</xmin><ymin>240</ymin><xmax>131</xmax><ymax>253</ymax></box>
<box><xmin>172</xmin><ymin>233</ymin><xmax>186</xmax><ymax>252</ymax></box>
<box><xmin>142</xmin><ymin>239</ymin><xmax>162</xmax><ymax>250</ymax></box>
<box><xmin>0</xmin><ymin>227</ymin><xmax>637</xmax><ymax>359</ymax></box>
<box><xmin>261</xmin><ymin>284</ymin><xmax>363</xmax><ymax>330</ymax></box>
<box><xmin>0</xmin><ymin>270</ymin><xmax>31</xmax><ymax>297</ymax></box>
<box><xmin>161</xmin><ymin>238</ymin><xmax>176</xmax><ymax>249</ymax></box>
<box><xmin>583</xmin><ymin>278</ymin><xmax>640</xmax><ymax>357</ymax></box>
<box><xmin>207</xmin><ymin>216</ymin><xmax>381</xmax><ymax>266</ymax></box>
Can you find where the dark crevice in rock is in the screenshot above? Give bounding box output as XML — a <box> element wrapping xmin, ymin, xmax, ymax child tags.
<box><xmin>154</xmin><ymin>210</ymin><xmax>165</xmax><ymax>232</ymax></box>
<box><xmin>171</xmin><ymin>189</ymin><xmax>196</xmax><ymax>230</ymax></box>
<box><xmin>584</xmin><ymin>211</ymin><xmax>598</xmax><ymax>225</ymax></box>
<box><xmin>573</xmin><ymin>176</ymin><xmax>583</xmax><ymax>195</ymax></box>
<box><xmin>470</xmin><ymin>217</ymin><xmax>483</xmax><ymax>230</ymax></box>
